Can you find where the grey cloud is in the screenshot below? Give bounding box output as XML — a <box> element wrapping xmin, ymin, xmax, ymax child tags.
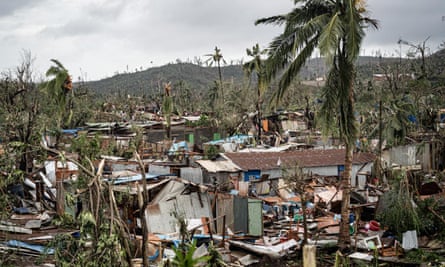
<box><xmin>38</xmin><ymin>0</ymin><xmax>129</xmax><ymax>38</ymax></box>
<box><xmin>364</xmin><ymin>0</ymin><xmax>445</xmax><ymax>52</ymax></box>
<box><xmin>128</xmin><ymin>0</ymin><xmax>293</xmax><ymax>54</ymax></box>
<box><xmin>2</xmin><ymin>0</ymin><xmax>445</xmax><ymax>80</ymax></box>
<box><xmin>0</xmin><ymin>0</ymin><xmax>37</xmax><ymax>17</ymax></box>
<box><xmin>39</xmin><ymin>18</ymin><xmax>103</xmax><ymax>38</ymax></box>
<box><xmin>144</xmin><ymin>0</ymin><xmax>292</xmax><ymax>31</ymax></box>
<box><xmin>85</xmin><ymin>0</ymin><xmax>128</xmax><ymax>20</ymax></box>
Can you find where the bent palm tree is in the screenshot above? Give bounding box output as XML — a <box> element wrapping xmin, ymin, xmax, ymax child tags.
<box><xmin>41</xmin><ymin>59</ymin><xmax>73</xmax><ymax>141</ymax></box>
<box><xmin>256</xmin><ymin>0</ymin><xmax>378</xmax><ymax>248</ymax></box>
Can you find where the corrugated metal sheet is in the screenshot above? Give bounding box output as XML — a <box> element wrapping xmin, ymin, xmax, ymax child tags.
<box><xmin>112</xmin><ymin>178</ymin><xmax>170</xmax><ymax>195</ymax></box>
<box><xmin>180</xmin><ymin>167</ymin><xmax>203</xmax><ymax>184</ymax></box>
<box><xmin>389</xmin><ymin>145</ymin><xmax>417</xmax><ymax>166</ymax></box>
<box><xmin>148</xmin><ymin>164</ymin><xmax>171</xmax><ymax>175</ymax></box>
<box><xmin>176</xmin><ymin>192</ymin><xmax>211</xmax><ymax>219</ymax></box>
<box><xmin>107</xmin><ymin>173</ymin><xmax>160</xmax><ymax>185</ymax></box>
<box><xmin>146</xmin><ymin>201</ymin><xmax>176</xmax><ymax>233</ymax></box>
<box><xmin>152</xmin><ymin>180</ymin><xmax>185</xmax><ymax>203</ymax></box>
<box><xmin>216</xmin><ymin>194</ymin><xmax>234</xmax><ymax>234</ymax></box>
<box><xmin>196</xmin><ymin>160</ymin><xmax>242</xmax><ymax>173</ymax></box>
<box><xmin>233</xmin><ymin>196</ymin><xmax>248</xmax><ymax>233</ymax></box>
<box><xmin>146</xmin><ymin>180</ymin><xmax>212</xmax><ymax>234</ymax></box>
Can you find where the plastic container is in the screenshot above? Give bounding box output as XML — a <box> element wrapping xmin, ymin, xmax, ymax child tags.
<box><xmin>369</xmin><ymin>220</ymin><xmax>380</xmax><ymax>231</ymax></box>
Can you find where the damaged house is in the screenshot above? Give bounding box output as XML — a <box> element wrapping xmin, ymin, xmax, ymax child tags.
<box><xmin>197</xmin><ymin>149</ymin><xmax>376</xmax><ymax>190</ymax></box>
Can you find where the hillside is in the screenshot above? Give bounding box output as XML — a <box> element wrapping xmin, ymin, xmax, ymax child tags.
<box><xmin>83</xmin><ymin>60</ymin><xmax>331</xmax><ymax>95</ymax></box>
<box><xmin>84</xmin><ymin>63</ymin><xmax>245</xmax><ymax>96</ymax></box>
<box><xmin>84</xmin><ymin>49</ymin><xmax>445</xmax><ymax>96</ymax></box>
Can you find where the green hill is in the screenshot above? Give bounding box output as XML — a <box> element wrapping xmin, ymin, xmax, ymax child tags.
<box><xmin>84</xmin><ymin>63</ymin><xmax>245</xmax><ymax>96</ymax></box>
<box><xmin>84</xmin><ymin>50</ymin><xmax>445</xmax><ymax>96</ymax></box>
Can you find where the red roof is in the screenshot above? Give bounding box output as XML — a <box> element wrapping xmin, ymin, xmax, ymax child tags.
<box><xmin>223</xmin><ymin>149</ymin><xmax>375</xmax><ymax>171</ymax></box>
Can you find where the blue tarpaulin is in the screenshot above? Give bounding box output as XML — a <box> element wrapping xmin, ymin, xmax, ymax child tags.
<box><xmin>61</xmin><ymin>128</ymin><xmax>83</xmax><ymax>136</ymax></box>
<box><xmin>168</xmin><ymin>141</ymin><xmax>189</xmax><ymax>155</ymax></box>
<box><xmin>207</xmin><ymin>134</ymin><xmax>253</xmax><ymax>145</ymax></box>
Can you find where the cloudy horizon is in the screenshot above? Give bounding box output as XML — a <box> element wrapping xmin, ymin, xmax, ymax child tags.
<box><xmin>1</xmin><ymin>0</ymin><xmax>444</xmax><ymax>81</ymax></box>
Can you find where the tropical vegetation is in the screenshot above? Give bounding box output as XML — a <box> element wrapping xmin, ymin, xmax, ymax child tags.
<box><xmin>255</xmin><ymin>0</ymin><xmax>378</xmax><ymax>248</ymax></box>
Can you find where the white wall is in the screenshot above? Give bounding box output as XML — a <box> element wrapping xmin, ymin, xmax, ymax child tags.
<box><xmin>266</xmin><ymin>163</ymin><xmax>373</xmax><ymax>189</ymax></box>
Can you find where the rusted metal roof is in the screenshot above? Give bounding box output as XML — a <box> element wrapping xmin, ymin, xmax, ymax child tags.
<box><xmin>223</xmin><ymin>149</ymin><xmax>375</xmax><ymax>171</ymax></box>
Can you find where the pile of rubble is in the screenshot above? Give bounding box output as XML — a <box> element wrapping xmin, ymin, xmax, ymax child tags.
<box><xmin>1</xmin><ymin>152</ymin><xmax>445</xmax><ymax>266</ymax></box>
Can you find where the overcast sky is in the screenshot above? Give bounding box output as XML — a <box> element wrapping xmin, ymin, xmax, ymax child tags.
<box><xmin>1</xmin><ymin>0</ymin><xmax>444</xmax><ymax>81</ymax></box>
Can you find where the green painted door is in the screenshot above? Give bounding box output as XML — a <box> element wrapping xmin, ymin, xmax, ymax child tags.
<box><xmin>248</xmin><ymin>199</ymin><xmax>263</xmax><ymax>236</ymax></box>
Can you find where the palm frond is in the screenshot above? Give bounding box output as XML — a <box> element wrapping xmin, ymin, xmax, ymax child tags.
<box><xmin>337</xmin><ymin>57</ymin><xmax>357</xmax><ymax>144</ymax></box>
<box><xmin>318</xmin><ymin>11</ymin><xmax>342</xmax><ymax>63</ymax></box>
<box><xmin>344</xmin><ymin>0</ymin><xmax>365</xmax><ymax>62</ymax></box>
<box><xmin>275</xmin><ymin>36</ymin><xmax>318</xmax><ymax>101</ymax></box>
<box><xmin>319</xmin><ymin>65</ymin><xmax>340</xmax><ymax>137</ymax></box>
<box><xmin>49</xmin><ymin>59</ymin><xmax>66</xmax><ymax>71</ymax></box>
<box><xmin>361</xmin><ymin>17</ymin><xmax>379</xmax><ymax>30</ymax></box>
<box><xmin>255</xmin><ymin>15</ymin><xmax>287</xmax><ymax>26</ymax></box>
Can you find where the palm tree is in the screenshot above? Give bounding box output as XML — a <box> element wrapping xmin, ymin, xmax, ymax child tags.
<box><xmin>256</xmin><ymin>0</ymin><xmax>378</xmax><ymax>248</ymax></box>
<box><xmin>243</xmin><ymin>43</ymin><xmax>269</xmax><ymax>143</ymax></box>
<box><xmin>205</xmin><ymin>46</ymin><xmax>226</xmax><ymax>105</ymax></box>
<box><xmin>41</xmin><ymin>59</ymin><xmax>73</xmax><ymax>142</ymax></box>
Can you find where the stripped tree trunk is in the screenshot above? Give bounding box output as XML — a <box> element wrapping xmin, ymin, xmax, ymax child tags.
<box><xmin>338</xmin><ymin>140</ymin><xmax>353</xmax><ymax>249</ymax></box>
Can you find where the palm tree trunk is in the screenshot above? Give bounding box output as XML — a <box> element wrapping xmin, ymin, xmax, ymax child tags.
<box><xmin>377</xmin><ymin>96</ymin><xmax>383</xmax><ymax>179</ymax></box>
<box><xmin>338</xmin><ymin>142</ymin><xmax>353</xmax><ymax>249</ymax></box>
<box><xmin>257</xmin><ymin>94</ymin><xmax>262</xmax><ymax>144</ymax></box>
<box><xmin>217</xmin><ymin>61</ymin><xmax>224</xmax><ymax>105</ymax></box>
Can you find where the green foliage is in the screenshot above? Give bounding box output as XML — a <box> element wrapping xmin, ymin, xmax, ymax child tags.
<box><xmin>185</xmin><ymin>115</ymin><xmax>212</xmax><ymax>127</ymax></box>
<box><xmin>334</xmin><ymin>250</ymin><xmax>351</xmax><ymax>267</ymax></box>
<box><xmin>40</xmin><ymin>59</ymin><xmax>73</xmax><ymax>130</ymax></box>
<box><xmin>0</xmin><ymin>143</ymin><xmax>27</xmax><ymax>218</ymax></box>
<box><xmin>52</xmin><ymin>212</ymin><xmax>77</xmax><ymax>228</ymax></box>
<box><xmin>164</xmin><ymin>210</ymin><xmax>215</xmax><ymax>267</ymax></box>
<box><xmin>204</xmin><ymin>145</ymin><xmax>220</xmax><ymax>160</ymax></box>
<box><xmin>0</xmin><ymin>52</ymin><xmax>47</xmax><ymax>175</ymax></box>
<box><xmin>70</xmin><ymin>134</ymin><xmax>101</xmax><ymax>161</ymax></box>
<box><xmin>68</xmin><ymin>84</ymin><xmax>97</xmax><ymax>128</ymax></box>
<box><xmin>171</xmin><ymin>209</ymin><xmax>190</xmax><ymax>244</ymax></box>
<box><xmin>205</xmin><ymin>241</ymin><xmax>227</xmax><ymax>267</ymax></box>
<box><xmin>69</xmin><ymin>133</ymin><xmax>102</xmax><ymax>188</ymax></box>
<box><xmin>85</xmin><ymin>63</ymin><xmax>243</xmax><ymax>99</ymax></box>
<box><xmin>405</xmin><ymin>249</ymin><xmax>445</xmax><ymax>265</ymax></box>
<box><xmin>130</xmin><ymin>124</ymin><xmax>144</xmax><ymax>153</ymax></box>
<box><xmin>416</xmin><ymin>198</ymin><xmax>445</xmax><ymax>240</ymax></box>
<box><xmin>171</xmin><ymin>239</ymin><xmax>211</xmax><ymax>267</ymax></box>
<box><xmin>174</xmin><ymin>80</ymin><xmax>195</xmax><ymax>115</ymax></box>
<box><xmin>376</xmin><ymin>171</ymin><xmax>421</xmax><ymax>238</ymax></box>
<box><xmin>50</xmin><ymin>211</ymin><xmax>129</xmax><ymax>267</ymax></box>
<box><xmin>0</xmin><ymin>257</ymin><xmax>16</xmax><ymax>267</ymax></box>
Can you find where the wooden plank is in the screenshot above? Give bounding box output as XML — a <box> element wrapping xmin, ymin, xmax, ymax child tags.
<box><xmin>0</xmin><ymin>224</ymin><xmax>32</xmax><ymax>234</ymax></box>
<box><xmin>303</xmin><ymin>245</ymin><xmax>316</xmax><ymax>267</ymax></box>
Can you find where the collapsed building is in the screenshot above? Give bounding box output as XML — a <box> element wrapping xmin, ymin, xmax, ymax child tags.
<box><xmin>1</xmin><ymin>114</ymin><xmax>445</xmax><ymax>266</ymax></box>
